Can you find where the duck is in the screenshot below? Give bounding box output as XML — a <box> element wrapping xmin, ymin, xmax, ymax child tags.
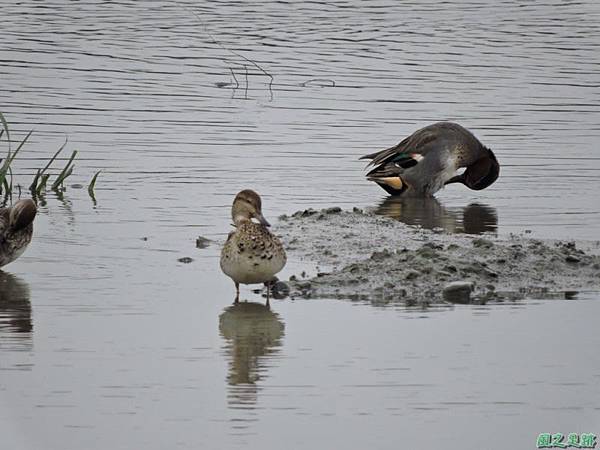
<box><xmin>220</xmin><ymin>190</ymin><xmax>286</xmax><ymax>305</ymax></box>
<box><xmin>360</xmin><ymin>122</ymin><xmax>499</xmax><ymax>196</ymax></box>
<box><xmin>0</xmin><ymin>199</ymin><xmax>37</xmax><ymax>268</ymax></box>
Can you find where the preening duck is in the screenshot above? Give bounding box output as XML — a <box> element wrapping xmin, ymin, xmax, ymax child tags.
<box><xmin>361</xmin><ymin>122</ymin><xmax>499</xmax><ymax>196</ymax></box>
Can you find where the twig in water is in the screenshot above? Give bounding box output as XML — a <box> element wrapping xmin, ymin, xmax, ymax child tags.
<box><xmin>229</xmin><ymin>67</ymin><xmax>239</xmax><ymax>89</ymax></box>
<box><xmin>229</xmin><ymin>67</ymin><xmax>240</xmax><ymax>99</ymax></box>
<box><xmin>300</xmin><ymin>78</ymin><xmax>336</xmax><ymax>87</ymax></box>
<box><xmin>244</xmin><ymin>65</ymin><xmax>249</xmax><ymax>100</ymax></box>
<box><xmin>185</xmin><ymin>5</ymin><xmax>274</xmax><ymax>99</ymax></box>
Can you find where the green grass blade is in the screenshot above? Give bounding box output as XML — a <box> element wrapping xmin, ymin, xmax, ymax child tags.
<box><xmin>51</xmin><ymin>150</ymin><xmax>77</xmax><ymax>190</ymax></box>
<box><xmin>11</xmin><ymin>130</ymin><xmax>33</xmax><ymax>158</ymax></box>
<box><xmin>36</xmin><ymin>173</ymin><xmax>50</xmax><ymax>195</ymax></box>
<box><xmin>0</xmin><ymin>112</ymin><xmax>10</xmax><ymax>151</ymax></box>
<box><xmin>7</xmin><ymin>165</ymin><xmax>13</xmax><ymax>199</ymax></box>
<box><xmin>30</xmin><ymin>136</ymin><xmax>68</xmax><ymax>192</ymax></box>
<box><xmin>0</xmin><ymin>129</ymin><xmax>32</xmax><ymax>193</ymax></box>
<box><xmin>88</xmin><ymin>170</ymin><xmax>101</xmax><ymax>192</ymax></box>
<box><xmin>88</xmin><ymin>170</ymin><xmax>101</xmax><ymax>203</ymax></box>
<box><xmin>40</xmin><ymin>137</ymin><xmax>68</xmax><ymax>175</ymax></box>
<box><xmin>29</xmin><ymin>168</ymin><xmax>41</xmax><ymax>192</ymax></box>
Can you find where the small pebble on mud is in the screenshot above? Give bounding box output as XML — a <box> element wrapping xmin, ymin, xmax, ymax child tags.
<box><xmin>472</xmin><ymin>238</ymin><xmax>494</xmax><ymax>249</ymax></box>
<box><xmin>443</xmin><ymin>281</ymin><xmax>474</xmax><ymax>304</ymax></box>
<box><xmin>292</xmin><ymin>208</ymin><xmax>317</xmax><ymax>218</ymax></box>
<box><xmin>406</xmin><ymin>270</ymin><xmax>420</xmax><ymax>280</ymax></box>
<box><xmin>178</xmin><ymin>257</ymin><xmax>194</xmax><ymax>264</ymax></box>
<box><xmin>371</xmin><ymin>249</ymin><xmax>391</xmax><ymax>261</ymax></box>
<box><xmin>271</xmin><ymin>281</ymin><xmax>290</xmax><ymax>299</ymax></box>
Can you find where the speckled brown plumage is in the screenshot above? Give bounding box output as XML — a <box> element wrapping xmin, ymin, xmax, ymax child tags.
<box><xmin>220</xmin><ymin>190</ymin><xmax>286</xmax><ymax>304</ymax></box>
<box><xmin>221</xmin><ymin>221</ymin><xmax>286</xmax><ymax>283</ymax></box>
<box><xmin>0</xmin><ymin>199</ymin><xmax>37</xmax><ymax>268</ymax></box>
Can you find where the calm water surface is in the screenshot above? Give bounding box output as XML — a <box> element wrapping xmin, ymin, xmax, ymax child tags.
<box><xmin>1</xmin><ymin>1</ymin><xmax>599</xmax><ymax>449</ymax></box>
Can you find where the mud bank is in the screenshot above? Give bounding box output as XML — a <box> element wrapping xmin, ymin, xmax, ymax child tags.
<box><xmin>276</xmin><ymin>208</ymin><xmax>600</xmax><ymax>305</ymax></box>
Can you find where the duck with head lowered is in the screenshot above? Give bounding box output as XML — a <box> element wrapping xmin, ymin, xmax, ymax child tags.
<box><xmin>0</xmin><ymin>199</ymin><xmax>37</xmax><ymax>268</ymax></box>
<box><xmin>220</xmin><ymin>190</ymin><xmax>286</xmax><ymax>306</ymax></box>
<box><xmin>361</xmin><ymin>122</ymin><xmax>499</xmax><ymax>196</ymax></box>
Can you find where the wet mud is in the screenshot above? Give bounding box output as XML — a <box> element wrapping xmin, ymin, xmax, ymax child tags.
<box><xmin>276</xmin><ymin>208</ymin><xmax>600</xmax><ymax>305</ymax></box>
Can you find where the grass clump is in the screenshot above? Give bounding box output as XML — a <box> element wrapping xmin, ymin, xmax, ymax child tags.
<box><xmin>0</xmin><ymin>111</ymin><xmax>99</xmax><ymax>205</ymax></box>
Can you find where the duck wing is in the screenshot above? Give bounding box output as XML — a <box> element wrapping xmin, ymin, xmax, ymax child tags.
<box><xmin>360</xmin><ymin>125</ymin><xmax>444</xmax><ymax>170</ymax></box>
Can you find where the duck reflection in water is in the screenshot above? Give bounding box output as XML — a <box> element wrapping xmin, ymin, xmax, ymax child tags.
<box><xmin>0</xmin><ymin>271</ymin><xmax>32</xmax><ymax>351</ymax></box>
<box><xmin>219</xmin><ymin>302</ymin><xmax>284</xmax><ymax>406</ymax></box>
<box><xmin>374</xmin><ymin>196</ymin><xmax>498</xmax><ymax>235</ymax></box>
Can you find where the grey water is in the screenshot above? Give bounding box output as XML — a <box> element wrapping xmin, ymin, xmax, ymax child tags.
<box><xmin>1</xmin><ymin>1</ymin><xmax>599</xmax><ymax>449</ymax></box>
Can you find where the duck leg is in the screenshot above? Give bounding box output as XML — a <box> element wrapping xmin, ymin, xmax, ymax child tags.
<box><xmin>265</xmin><ymin>281</ymin><xmax>271</xmax><ymax>309</ymax></box>
<box><xmin>234</xmin><ymin>282</ymin><xmax>240</xmax><ymax>304</ymax></box>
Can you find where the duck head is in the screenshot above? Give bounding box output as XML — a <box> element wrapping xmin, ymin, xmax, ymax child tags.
<box><xmin>447</xmin><ymin>147</ymin><xmax>500</xmax><ymax>191</ymax></box>
<box><xmin>231</xmin><ymin>189</ymin><xmax>270</xmax><ymax>227</ymax></box>
<box><xmin>9</xmin><ymin>199</ymin><xmax>37</xmax><ymax>232</ymax></box>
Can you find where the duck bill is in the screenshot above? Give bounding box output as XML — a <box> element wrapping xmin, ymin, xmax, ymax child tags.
<box><xmin>255</xmin><ymin>212</ymin><xmax>271</xmax><ymax>227</ymax></box>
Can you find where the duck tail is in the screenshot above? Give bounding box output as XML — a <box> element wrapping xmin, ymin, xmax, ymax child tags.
<box><xmin>359</xmin><ymin>144</ymin><xmax>401</xmax><ymax>167</ymax></box>
<box><xmin>9</xmin><ymin>199</ymin><xmax>37</xmax><ymax>232</ymax></box>
<box><xmin>366</xmin><ymin>176</ymin><xmax>407</xmax><ymax>196</ymax></box>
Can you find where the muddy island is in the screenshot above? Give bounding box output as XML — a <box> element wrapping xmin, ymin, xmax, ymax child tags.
<box><xmin>276</xmin><ymin>208</ymin><xmax>600</xmax><ymax>305</ymax></box>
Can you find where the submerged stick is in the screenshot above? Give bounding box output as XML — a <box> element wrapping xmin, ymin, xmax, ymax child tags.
<box><xmin>186</xmin><ymin>6</ymin><xmax>274</xmax><ymax>99</ymax></box>
<box><xmin>229</xmin><ymin>67</ymin><xmax>239</xmax><ymax>89</ymax></box>
<box><xmin>244</xmin><ymin>65</ymin><xmax>249</xmax><ymax>100</ymax></box>
<box><xmin>300</xmin><ymin>78</ymin><xmax>336</xmax><ymax>87</ymax></box>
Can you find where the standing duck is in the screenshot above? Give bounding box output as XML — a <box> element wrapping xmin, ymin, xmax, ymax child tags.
<box><xmin>0</xmin><ymin>199</ymin><xmax>37</xmax><ymax>268</ymax></box>
<box><xmin>220</xmin><ymin>190</ymin><xmax>286</xmax><ymax>305</ymax></box>
<box><xmin>360</xmin><ymin>122</ymin><xmax>499</xmax><ymax>196</ymax></box>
